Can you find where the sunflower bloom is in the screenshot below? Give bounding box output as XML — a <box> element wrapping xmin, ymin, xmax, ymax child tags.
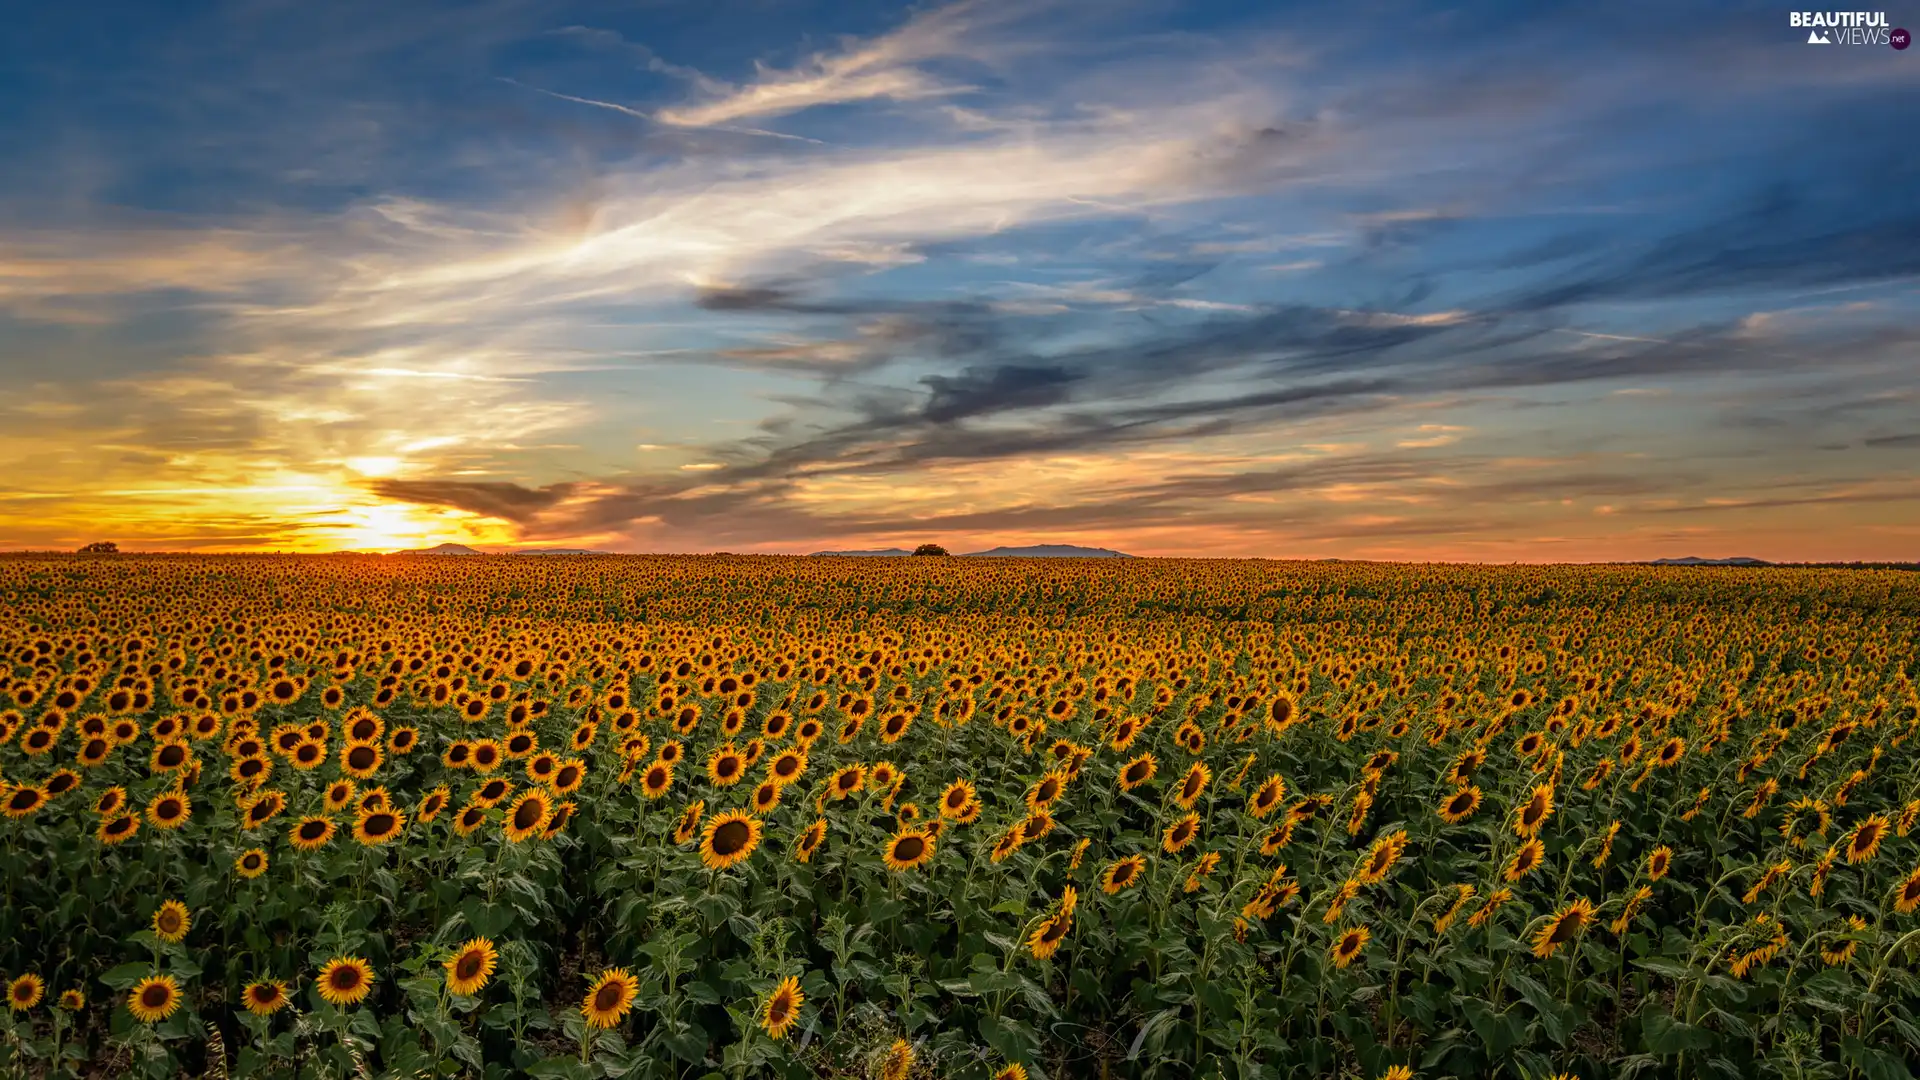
<box><xmin>445</xmin><ymin>938</ymin><xmax>498</xmax><ymax>996</ymax></box>
<box><xmin>761</xmin><ymin>975</ymin><xmax>804</xmax><ymax>1039</ymax></box>
<box><xmin>316</xmin><ymin>957</ymin><xmax>375</xmax><ymax>1006</ymax></box>
<box><xmin>582</xmin><ymin>968</ymin><xmax>638</xmax><ymax>1029</ymax></box>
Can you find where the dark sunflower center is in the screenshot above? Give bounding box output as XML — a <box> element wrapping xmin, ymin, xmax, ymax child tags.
<box><xmin>713</xmin><ymin>820</ymin><xmax>751</xmax><ymax>855</ymax></box>
<box><xmin>456</xmin><ymin>953</ymin><xmax>484</xmax><ymax>980</ymax></box>
<box><xmin>514</xmin><ymin>801</ymin><xmax>545</xmax><ymax>829</ymax></box>
<box><xmin>1449</xmin><ymin>794</ymin><xmax>1473</xmax><ymax>814</ymax></box>
<box><xmin>593</xmin><ymin>983</ymin><xmax>623</xmax><ymax>1011</ymax></box>
<box><xmin>349</xmin><ymin>747</ymin><xmax>375</xmax><ymax>768</ymax></box>
<box><xmin>894</xmin><ymin>836</ymin><xmax>926</xmax><ymax>861</ymax></box>
<box><xmin>141</xmin><ymin>985</ymin><xmax>170</xmax><ymax>1007</ymax></box>
<box><xmin>330</xmin><ymin>969</ymin><xmax>360</xmax><ymax>990</ymax></box>
<box><xmin>1125</xmin><ymin>764</ymin><xmax>1148</xmax><ymax>782</ymax></box>
<box><xmin>301</xmin><ymin>821</ymin><xmax>327</xmax><ymax>840</ymax></box>
<box><xmin>482</xmin><ymin>782</ymin><xmax>505</xmax><ymax>800</ymax></box>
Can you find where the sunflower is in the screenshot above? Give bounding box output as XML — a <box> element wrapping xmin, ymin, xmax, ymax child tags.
<box><xmin>444</xmin><ymin>938</ymin><xmax>498</xmax><ymax>996</ymax></box>
<box><xmin>1591</xmin><ymin>820</ymin><xmax>1621</xmax><ymax>869</ymax></box>
<box><xmin>8</xmin><ymin>974</ymin><xmax>43</xmax><ymax>1011</ymax></box>
<box><xmin>1894</xmin><ymin>864</ymin><xmax>1920</xmax><ymax>915</ymax></box>
<box><xmin>1118</xmin><ymin>753</ymin><xmax>1157</xmax><ymax>792</ymax></box>
<box><xmin>543</xmin><ymin>801</ymin><xmax>577</xmax><ymax>839</ymax></box>
<box><xmin>707</xmin><ymin>744</ymin><xmax>748</xmax><ymax>787</ymax></box>
<box><xmin>98</xmin><ymin>813</ymin><xmax>139</xmax><ymax>844</ymax></box>
<box><xmin>1173</xmin><ymin>762</ymin><xmax>1211</xmax><ymax>809</ymax></box>
<box><xmin>1514</xmin><ymin>783</ymin><xmax>1555</xmax><ymax>837</ymax></box>
<box><xmin>827</xmin><ymin>765</ymin><xmax>865</xmax><ymax>800</ymax></box>
<box><xmin>674</xmin><ymin>800</ymin><xmax>706</xmax><ymax>844</ymax></box>
<box><xmin>1248</xmin><ymin>774</ymin><xmax>1288</xmax><ymax>818</ymax></box>
<box><xmin>127</xmin><ymin>975</ymin><xmax>181</xmax><ymax>1024</ymax></box>
<box><xmin>417</xmin><ymin>785</ymin><xmax>451</xmax><ymax>823</ymax></box>
<box><xmin>242</xmin><ymin>980</ymin><xmax>290</xmax><ymax>1016</ymax></box>
<box><xmin>1102</xmin><ymin>854</ymin><xmax>1147</xmax><ymax>894</ymax></box>
<box><xmin>1438</xmin><ymin>786</ymin><xmax>1481</xmax><ymax>824</ymax></box>
<box><xmin>1183</xmin><ymin>851</ymin><xmax>1221</xmax><ymax>893</ymax></box>
<box><xmin>323</xmin><ymin>780</ymin><xmax>357</xmax><ymax>813</ymax></box>
<box><xmin>153</xmin><ymin>900</ymin><xmax>190</xmax><ymax>943</ymax></box>
<box><xmin>391</xmin><ymin>729</ymin><xmax>422</xmax><ymax>756</ymax></box>
<box><xmin>353</xmin><ymin>808</ymin><xmax>405</xmax><ymax>846</ymax></box>
<box><xmin>289</xmin><ymin>815</ymin><xmax>335</xmax><ymax>851</ymax></box>
<box><xmin>1355</xmin><ymin>829</ymin><xmax>1408</xmax><ymax>885</ymax></box>
<box><xmin>1845</xmin><ymin>814</ymin><xmax>1889</xmax><ymax>864</ymax></box>
<box><xmin>469</xmin><ymin>739</ymin><xmax>503</xmax><ymax>773</ymax></box>
<box><xmin>290</xmin><ymin>740</ymin><xmax>326</xmax><ymax>770</ymax></box>
<box><xmin>1330</xmin><ymin>925</ymin><xmax>1371</xmax><ymax>968</ymax></box>
<box><xmin>1504</xmin><ymin>838</ymin><xmax>1545</xmax><ymax>882</ymax></box>
<box><xmin>1468</xmin><ymin>887</ymin><xmax>1514</xmax><ymax>929</ymax></box>
<box><xmin>1821</xmin><ymin>915</ymin><xmax>1868</xmax><ymax>966</ymax></box>
<box><xmin>454</xmin><ymin>806</ymin><xmax>488</xmax><ymax>836</ymax></box>
<box><xmin>1161</xmin><ymin>812</ymin><xmax>1200</xmax><ymax>854</ymax></box>
<box><xmin>242</xmin><ymin>789</ymin><xmax>287</xmax><ymax>830</ymax></box>
<box><xmin>1433</xmin><ymin>884</ymin><xmax>1476</xmax><ymax>934</ymax></box>
<box><xmin>504</xmin><ymin>790</ymin><xmax>552</xmax><ymax>842</ymax></box>
<box><xmin>1027</xmin><ymin>905</ymin><xmax>1074</xmax><ymax>960</ymax></box>
<box><xmin>57</xmin><ymin>989</ymin><xmax>84</xmax><ymax>1011</ymax></box>
<box><xmin>235</xmin><ymin>848</ymin><xmax>269</xmax><ymax>879</ymax></box>
<box><xmin>938</xmin><ymin>779</ymin><xmax>976</xmax><ymax>820</ymax></box>
<box><xmin>701</xmin><ymin>811</ymin><xmax>764</xmax><ymax>870</ymax></box>
<box><xmin>1026</xmin><ymin>770</ymin><xmax>1066</xmax><ymax>811</ymax></box>
<box><xmin>1610</xmin><ymin>884</ymin><xmax>1653</xmax><ymax>935</ymax></box>
<box><xmin>760</xmin><ymin>975</ymin><xmax>804</xmax><ymax>1039</ymax></box>
<box><xmin>640</xmin><ymin>761</ymin><xmax>674</xmax><ymax>798</ymax></box>
<box><xmin>94</xmin><ymin>785</ymin><xmax>127</xmax><ymax>816</ymax></box>
<box><xmin>883</xmin><ymin>827</ymin><xmax>937</xmax><ymax>871</ymax></box>
<box><xmin>994</xmin><ymin>1066</ymin><xmax>1030</xmax><ymax>1080</ymax></box>
<box><xmin>140</xmin><ymin>789</ymin><xmax>189</xmax><ymax>830</ymax></box>
<box><xmin>878</xmin><ymin>1039</ymin><xmax>915</xmax><ymax>1080</ymax></box>
<box><xmin>794</xmin><ymin>818</ymin><xmax>827</xmax><ymax>863</ymax></box>
<box><xmin>581</xmin><ymin>968</ymin><xmax>638</xmax><ymax>1029</ymax></box>
<box><xmin>316</xmin><ymin>956</ymin><xmax>375</xmax><ymax>1006</ymax></box>
<box><xmin>766</xmin><ymin>749</ymin><xmax>808</xmax><ymax>787</ymax></box>
<box><xmin>1531</xmin><ymin>897</ymin><xmax>1593</xmax><ymax>958</ymax></box>
<box><xmin>1647</xmin><ymin>845</ymin><xmax>1673</xmax><ymax>881</ymax></box>
<box><xmin>751</xmin><ymin>780</ymin><xmax>782</xmax><ymax>814</ymax></box>
<box><xmin>470</xmin><ymin>778</ymin><xmax>512</xmax><ymax>808</ymax></box>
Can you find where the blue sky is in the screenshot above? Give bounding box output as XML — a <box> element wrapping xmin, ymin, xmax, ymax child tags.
<box><xmin>1</xmin><ymin>0</ymin><xmax>1916</xmax><ymax>557</ymax></box>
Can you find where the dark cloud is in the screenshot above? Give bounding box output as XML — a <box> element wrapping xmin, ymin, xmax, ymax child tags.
<box><xmin>1863</xmin><ymin>433</ymin><xmax>1920</xmax><ymax>449</ymax></box>
<box><xmin>366</xmin><ymin>479</ymin><xmax>576</xmax><ymax>523</ymax></box>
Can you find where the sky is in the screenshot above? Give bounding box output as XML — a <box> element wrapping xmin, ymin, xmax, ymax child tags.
<box><xmin>1</xmin><ymin>0</ymin><xmax>1917</xmax><ymax>560</ymax></box>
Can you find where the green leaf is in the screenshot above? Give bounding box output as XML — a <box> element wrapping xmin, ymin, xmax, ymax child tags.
<box><xmin>1641</xmin><ymin>1010</ymin><xmax>1715</xmax><ymax>1056</ymax></box>
<box><xmin>1842</xmin><ymin>1035</ymin><xmax>1916</xmax><ymax>1080</ymax></box>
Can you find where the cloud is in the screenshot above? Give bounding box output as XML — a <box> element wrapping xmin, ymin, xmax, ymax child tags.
<box><xmin>651</xmin><ymin>0</ymin><xmax>1031</xmax><ymax>128</ymax></box>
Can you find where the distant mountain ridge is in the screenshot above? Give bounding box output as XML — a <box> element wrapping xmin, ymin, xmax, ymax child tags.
<box><xmin>963</xmin><ymin>545</ymin><xmax>1132</xmax><ymax>558</ymax></box>
<box><xmin>808</xmin><ymin>544</ymin><xmax>1133</xmax><ymax>558</ymax></box>
<box><xmin>1647</xmin><ymin>556</ymin><xmax>1771</xmax><ymax>566</ymax></box>
<box><xmin>389</xmin><ymin>543</ymin><xmax>482</xmax><ymax>555</ymax></box>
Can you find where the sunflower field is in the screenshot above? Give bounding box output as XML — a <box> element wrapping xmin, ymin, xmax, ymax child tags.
<box><xmin>0</xmin><ymin>553</ymin><xmax>1916</xmax><ymax>1080</ymax></box>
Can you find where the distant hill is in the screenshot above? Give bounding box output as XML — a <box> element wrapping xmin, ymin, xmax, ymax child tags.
<box><xmin>963</xmin><ymin>545</ymin><xmax>1133</xmax><ymax>558</ymax></box>
<box><xmin>1647</xmin><ymin>556</ymin><xmax>1771</xmax><ymax>566</ymax></box>
<box><xmin>809</xmin><ymin>548</ymin><xmax>913</xmax><ymax>557</ymax></box>
<box><xmin>390</xmin><ymin>543</ymin><xmax>482</xmax><ymax>556</ymax></box>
